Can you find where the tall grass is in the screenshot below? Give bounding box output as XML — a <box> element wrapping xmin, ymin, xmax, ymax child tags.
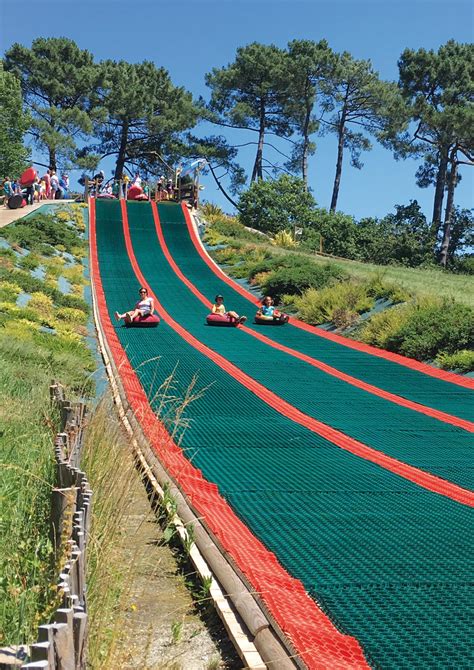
<box><xmin>81</xmin><ymin>394</ymin><xmax>144</xmax><ymax>669</ymax></box>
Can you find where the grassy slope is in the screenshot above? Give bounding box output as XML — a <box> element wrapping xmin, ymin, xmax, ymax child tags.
<box><xmin>282</xmin><ymin>247</ymin><xmax>474</xmax><ymax>308</ymax></box>
<box><xmin>0</xmin><ymin>205</ymin><xmax>95</xmax><ymax>645</ymax></box>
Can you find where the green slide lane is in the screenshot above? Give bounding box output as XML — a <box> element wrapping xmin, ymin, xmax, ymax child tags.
<box><xmin>127</xmin><ymin>202</ymin><xmax>474</xmax><ymax>491</ymax></box>
<box><xmin>158</xmin><ymin>202</ymin><xmax>473</xmax><ymax>423</ymax></box>
<box><xmin>95</xmin><ymin>199</ymin><xmax>473</xmax><ymax>669</ymax></box>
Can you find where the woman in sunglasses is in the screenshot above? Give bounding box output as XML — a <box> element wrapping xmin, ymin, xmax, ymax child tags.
<box><xmin>115</xmin><ymin>287</ymin><xmax>155</xmax><ymax>324</ymax></box>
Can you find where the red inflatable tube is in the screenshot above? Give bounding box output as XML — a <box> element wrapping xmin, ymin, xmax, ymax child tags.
<box><xmin>125</xmin><ymin>313</ymin><xmax>160</xmax><ymax>328</ymax></box>
<box><xmin>20</xmin><ymin>167</ymin><xmax>37</xmax><ymax>186</ymax></box>
<box><xmin>127</xmin><ymin>185</ymin><xmax>143</xmax><ymax>200</ymax></box>
<box><xmin>206</xmin><ymin>313</ymin><xmax>238</xmax><ymax>327</ymax></box>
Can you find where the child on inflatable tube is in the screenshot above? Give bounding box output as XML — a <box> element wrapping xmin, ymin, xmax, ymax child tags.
<box><xmin>211</xmin><ymin>295</ymin><xmax>247</xmax><ymax>325</ymax></box>
<box><xmin>256</xmin><ymin>296</ymin><xmax>289</xmax><ymax>323</ymax></box>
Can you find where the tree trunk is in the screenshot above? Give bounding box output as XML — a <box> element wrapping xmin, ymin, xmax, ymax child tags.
<box><xmin>330</xmin><ymin>118</ymin><xmax>345</xmax><ymax>212</ymax></box>
<box><xmin>301</xmin><ymin>100</ymin><xmax>312</xmax><ymax>190</ymax></box>
<box><xmin>49</xmin><ymin>148</ymin><xmax>57</xmax><ymax>172</ymax></box>
<box><xmin>439</xmin><ymin>148</ymin><xmax>457</xmax><ymax>268</ymax></box>
<box><xmin>251</xmin><ymin>99</ymin><xmax>265</xmax><ymax>182</ymax></box>
<box><xmin>430</xmin><ymin>146</ymin><xmax>449</xmax><ymax>238</ymax></box>
<box><xmin>114</xmin><ymin>124</ymin><xmax>129</xmax><ymax>180</ymax></box>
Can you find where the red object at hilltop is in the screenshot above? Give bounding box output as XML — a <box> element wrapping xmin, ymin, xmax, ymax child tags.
<box><xmin>20</xmin><ymin>167</ymin><xmax>37</xmax><ymax>186</ymax></box>
<box><xmin>127</xmin><ymin>185</ymin><xmax>143</xmax><ymax>200</ymax></box>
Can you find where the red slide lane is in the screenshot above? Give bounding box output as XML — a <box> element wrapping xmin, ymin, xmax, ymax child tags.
<box><xmin>182</xmin><ymin>203</ymin><xmax>474</xmax><ymax>390</ymax></box>
<box><xmin>123</xmin><ymin>201</ymin><xmax>473</xmax><ymax>507</ymax></box>
<box><xmin>152</xmin><ymin>203</ymin><xmax>473</xmax><ymax>433</ymax></box>
<box><xmin>90</xmin><ymin>198</ymin><xmax>372</xmax><ymax>669</ymax></box>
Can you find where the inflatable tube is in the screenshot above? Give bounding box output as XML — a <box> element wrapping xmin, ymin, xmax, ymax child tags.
<box><xmin>7</xmin><ymin>194</ymin><xmax>24</xmax><ymax>210</ymax></box>
<box><xmin>127</xmin><ymin>185</ymin><xmax>143</xmax><ymax>200</ymax></box>
<box><xmin>206</xmin><ymin>313</ymin><xmax>238</xmax><ymax>327</ymax></box>
<box><xmin>134</xmin><ymin>193</ymin><xmax>149</xmax><ymax>201</ymax></box>
<box><xmin>124</xmin><ymin>313</ymin><xmax>160</xmax><ymax>328</ymax></box>
<box><xmin>255</xmin><ymin>314</ymin><xmax>289</xmax><ymax>326</ymax></box>
<box><xmin>97</xmin><ymin>193</ymin><xmax>116</xmax><ymax>199</ymax></box>
<box><xmin>20</xmin><ymin>167</ymin><xmax>37</xmax><ymax>187</ymax></box>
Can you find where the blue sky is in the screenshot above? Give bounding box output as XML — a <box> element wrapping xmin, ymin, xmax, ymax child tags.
<box><xmin>1</xmin><ymin>0</ymin><xmax>473</xmax><ymax>219</ymax></box>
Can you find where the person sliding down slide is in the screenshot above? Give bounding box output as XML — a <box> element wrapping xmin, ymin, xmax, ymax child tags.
<box><xmin>208</xmin><ymin>294</ymin><xmax>247</xmax><ymax>325</ymax></box>
<box><xmin>115</xmin><ymin>287</ymin><xmax>155</xmax><ymax>324</ymax></box>
<box><xmin>256</xmin><ymin>296</ymin><xmax>289</xmax><ymax>324</ymax></box>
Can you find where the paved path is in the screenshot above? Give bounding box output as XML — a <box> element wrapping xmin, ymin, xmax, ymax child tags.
<box><xmin>0</xmin><ymin>200</ymin><xmax>75</xmax><ymax>228</ymax></box>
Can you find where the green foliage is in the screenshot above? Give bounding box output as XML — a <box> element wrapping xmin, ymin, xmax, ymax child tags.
<box><xmin>359</xmin><ymin>303</ymin><xmax>416</xmax><ymax>349</ymax></box>
<box><xmin>365</xmin><ymin>273</ymin><xmax>410</xmax><ymax>303</ymax></box>
<box><xmin>4</xmin><ymin>37</ymin><xmax>102</xmax><ymax>168</ymax></box>
<box><xmin>389</xmin><ymin>300</ymin><xmax>474</xmax><ymax>359</ymax></box>
<box><xmin>94</xmin><ymin>59</ymin><xmax>197</xmax><ymax>179</ymax></box>
<box><xmin>321</xmin><ymin>52</ymin><xmax>408</xmax><ymax>210</ymax></box>
<box><xmin>293</xmin><ymin>283</ymin><xmax>374</xmax><ymax>326</ymax></box>
<box><xmin>205</xmin><ymin>42</ymin><xmax>291</xmax><ymax>181</ymax></box>
<box><xmin>378</xmin><ymin>201</ymin><xmax>434</xmax><ymax>267</ymax></box>
<box><xmin>260</xmin><ymin>261</ymin><xmax>346</xmax><ymax>301</ymax></box>
<box><xmin>0</xmin><ymin>282</ymin><xmax>22</xmax><ymax>301</ymax></box>
<box><xmin>360</xmin><ymin>299</ymin><xmax>474</xmax><ymax>361</ymax></box>
<box><xmin>239</xmin><ymin>174</ymin><xmax>317</xmax><ymax>234</ymax></box>
<box><xmin>272</xmin><ymin>230</ymin><xmax>298</xmax><ymax>248</ymax></box>
<box><xmin>453</xmin><ymin>256</ymin><xmax>474</xmax><ymax>275</ymax></box>
<box><xmin>0</xmin><ymin>213</ymin><xmax>85</xmax><ymax>254</ymax></box>
<box><xmin>314</xmin><ymin>208</ymin><xmax>358</xmax><ymax>257</ymax></box>
<box><xmin>435</xmin><ymin>349</ymin><xmax>474</xmax><ymax>373</ymax></box>
<box><xmin>0</xmin><ymin>63</ymin><xmax>30</xmax><ymax>177</ymax></box>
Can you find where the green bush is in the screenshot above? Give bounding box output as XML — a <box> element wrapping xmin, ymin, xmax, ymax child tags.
<box><xmin>436</xmin><ymin>349</ymin><xmax>474</xmax><ymax>373</ymax></box>
<box><xmin>17</xmin><ymin>253</ymin><xmax>41</xmax><ymax>271</ymax></box>
<box><xmin>453</xmin><ymin>257</ymin><xmax>474</xmax><ymax>275</ymax></box>
<box><xmin>260</xmin><ymin>262</ymin><xmax>347</xmax><ymax>301</ymax></box>
<box><xmin>0</xmin><ymin>213</ymin><xmax>85</xmax><ymax>254</ymax></box>
<box><xmin>360</xmin><ymin>299</ymin><xmax>474</xmax><ymax>361</ymax></box>
<box><xmin>293</xmin><ymin>283</ymin><xmax>374</xmax><ymax>326</ymax></box>
<box><xmin>391</xmin><ymin>300</ymin><xmax>474</xmax><ymax>359</ymax></box>
<box><xmin>359</xmin><ymin>303</ymin><xmax>416</xmax><ymax>349</ymax></box>
<box><xmin>365</xmin><ymin>273</ymin><xmax>410</xmax><ymax>303</ymax></box>
<box><xmin>238</xmin><ymin>175</ymin><xmax>317</xmax><ymax>235</ymax></box>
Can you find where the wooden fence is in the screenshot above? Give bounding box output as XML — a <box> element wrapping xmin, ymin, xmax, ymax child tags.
<box><xmin>17</xmin><ymin>383</ymin><xmax>91</xmax><ymax>670</ymax></box>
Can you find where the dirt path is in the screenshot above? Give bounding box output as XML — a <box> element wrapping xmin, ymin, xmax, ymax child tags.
<box><xmin>108</xmin><ymin>464</ymin><xmax>242</xmax><ymax>670</ymax></box>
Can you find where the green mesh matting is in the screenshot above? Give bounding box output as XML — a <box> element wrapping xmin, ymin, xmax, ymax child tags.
<box><xmin>159</xmin><ymin>202</ymin><xmax>473</xmax><ymax>424</ymax></box>
<box><xmin>127</xmin><ymin>203</ymin><xmax>474</xmax><ymax>491</ymax></box>
<box><xmin>95</xmin><ymin>200</ymin><xmax>474</xmax><ymax>669</ymax></box>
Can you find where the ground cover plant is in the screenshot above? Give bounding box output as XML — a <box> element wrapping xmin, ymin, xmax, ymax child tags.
<box><xmin>0</xmin><ymin>205</ymin><xmax>95</xmax><ymax>646</ymax></box>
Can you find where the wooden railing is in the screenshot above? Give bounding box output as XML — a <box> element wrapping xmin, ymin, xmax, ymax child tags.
<box><xmin>18</xmin><ymin>383</ymin><xmax>91</xmax><ymax>670</ymax></box>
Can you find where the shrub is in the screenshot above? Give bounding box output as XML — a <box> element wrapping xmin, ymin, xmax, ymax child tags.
<box><xmin>365</xmin><ymin>272</ymin><xmax>410</xmax><ymax>303</ymax></box>
<box><xmin>239</xmin><ymin>175</ymin><xmax>317</xmax><ymax>234</ymax></box>
<box><xmin>392</xmin><ymin>300</ymin><xmax>474</xmax><ymax>359</ymax></box>
<box><xmin>28</xmin><ymin>292</ymin><xmax>54</xmax><ymax>318</ymax></box>
<box><xmin>0</xmin><ymin>213</ymin><xmax>84</xmax><ymax>254</ymax></box>
<box><xmin>17</xmin><ymin>253</ymin><xmax>41</xmax><ymax>271</ymax></box>
<box><xmin>272</xmin><ymin>230</ymin><xmax>298</xmax><ymax>248</ymax></box>
<box><xmin>55</xmin><ymin>307</ymin><xmax>88</xmax><ymax>324</ymax></box>
<box><xmin>453</xmin><ymin>257</ymin><xmax>474</xmax><ymax>275</ymax></box>
<box><xmin>0</xmin><ymin>282</ymin><xmax>22</xmax><ymax>301</ymax></box>
<box><xmin>435</xmin><ymin>349</ymin><xmax>474</xmax><ymax>373</ymax></box>
<box><xmin>260</xmin><ymin>262</ymin><xmax>347</xmax><ymax>301</ymax></box>
<box><xmin>293</xmin><ymin>283</ymin><xmax>374</xmax><ymax>326</ymax></box>
<box><xmin>359</xmin><ymin>303</ymin><xmax>416</xmax><ymax>349</ymax></box>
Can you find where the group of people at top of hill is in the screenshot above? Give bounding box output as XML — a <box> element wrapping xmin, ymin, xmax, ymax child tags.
<box><xmin>114</xmin><ymin>289</ymin><xmax>288</xmax><ymax>326</ymax></box>
<box><xmin>2</xmin><ymin>169</ymin><xmax>69</xmax><ymax>206</ymax></box>
<box><xmin>88</xmin><ymin>170</ymin><xmax>174</xmax><ymax>201</ymax></box>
